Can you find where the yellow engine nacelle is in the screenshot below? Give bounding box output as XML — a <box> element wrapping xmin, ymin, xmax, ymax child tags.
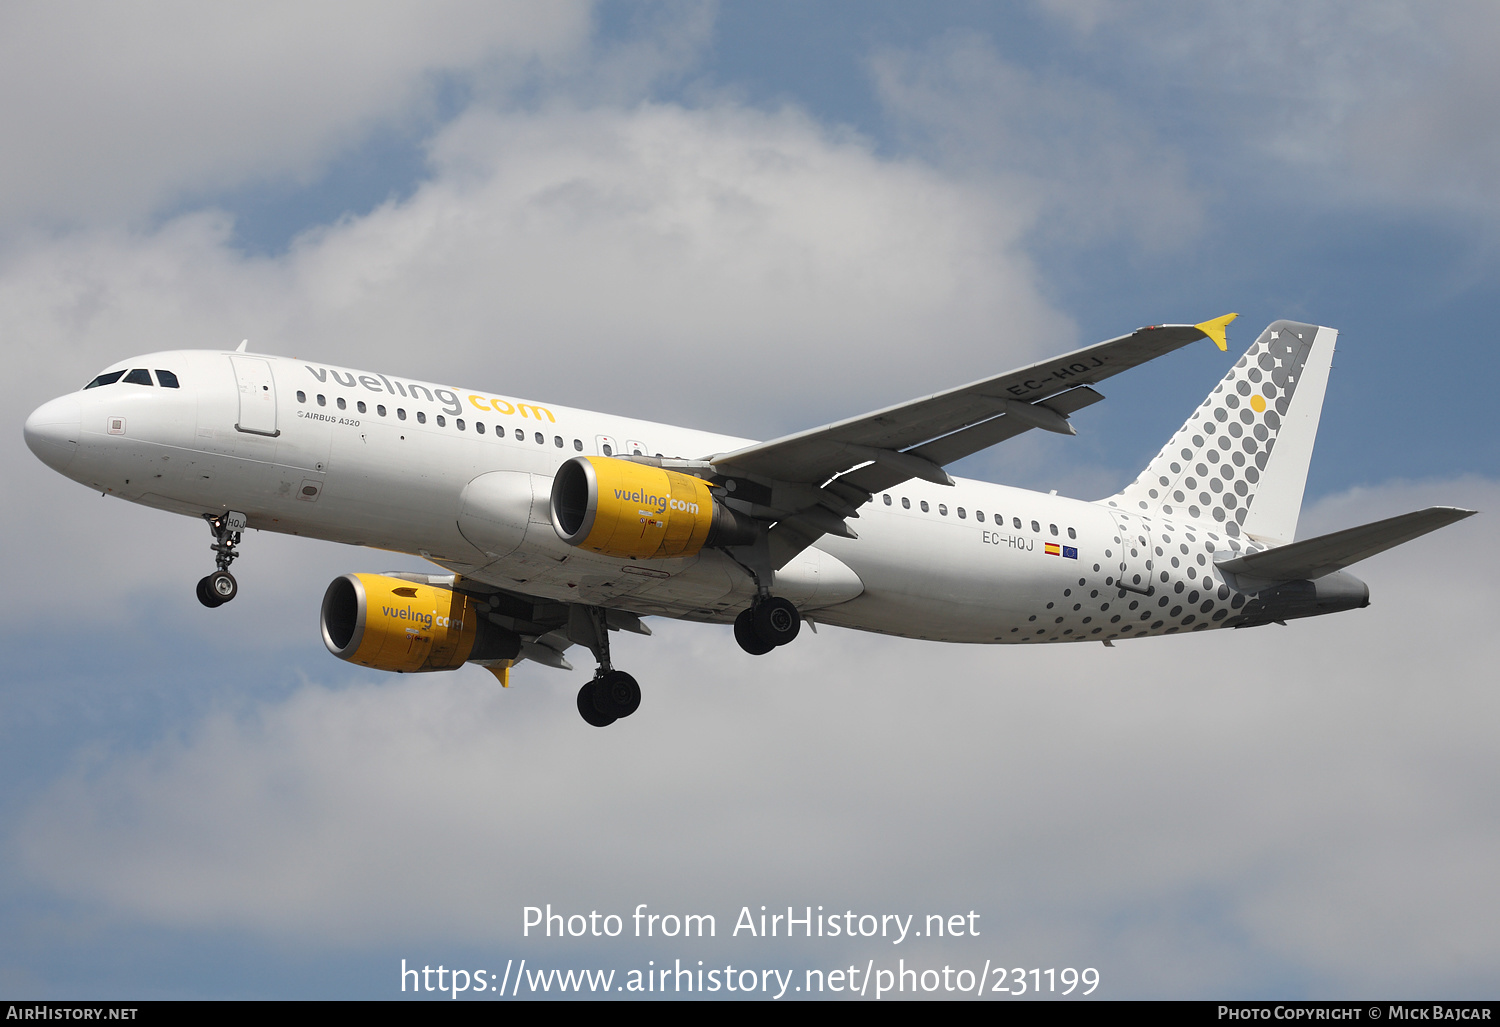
<box><xmin>550</xmin><ymin>456</ymin><xmax>755</xmax><ymax>560</ymax></box>
<box><xmin>320</xmin><ymin>573</ymin><xmax>520</xmax><ymax>673</ymax></box>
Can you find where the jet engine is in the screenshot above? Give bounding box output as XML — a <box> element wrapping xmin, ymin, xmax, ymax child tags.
<box><xmin>550</xmin><ymin>456</ymin><xmax>756</xmax><ymax>560</ymax></box>
<box><xmin>321</xmin><ymin>573</ymin><xmax>520</xmax><ymax>673</ymax></box>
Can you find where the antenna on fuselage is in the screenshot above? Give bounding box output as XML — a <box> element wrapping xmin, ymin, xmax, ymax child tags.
<box><xmin>236</xmin><ymin>339</ymin><xmax>248</xmax><ymax>353</ymax></box>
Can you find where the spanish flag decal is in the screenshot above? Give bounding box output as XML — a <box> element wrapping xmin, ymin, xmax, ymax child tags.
<box><xmin>1045</xmin><ymin>542</ymin><xmax>1061</xmax><ymax>556</ymax></box>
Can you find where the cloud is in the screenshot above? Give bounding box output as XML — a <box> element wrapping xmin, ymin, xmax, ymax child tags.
<box><xmin>284</xmin><ymin>101</ymin><xmax>1059</xmax><ymax>425</ymax></box>
<box><xmin>14</xmin><ymin>476</ymin><xmax>1496</xmax><ymax>993</ymax></box>
<box><xmin>1033</xmin><ymin>0</ymin><xmax>1500</xmax><ymax>224</ymax></box>
<box><xmin>0</xmin><ymin>0</ymin><xmax>594</xmax><ymax>230</ymax></box>
<box><xmin>868</xmin><ymin>32</ymin><xmax>1205</xmax><ymax>252</ymax></box>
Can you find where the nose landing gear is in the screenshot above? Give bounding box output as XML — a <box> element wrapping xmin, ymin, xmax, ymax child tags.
<box><xmin>197</xmin><ymin>511</ymin><xmax>247</xmax><ymax>608</ymax></box>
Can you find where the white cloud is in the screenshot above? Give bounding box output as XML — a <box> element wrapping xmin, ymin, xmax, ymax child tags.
<box><xmin>0</xmin><ymin>0</ymin><xmax>594</xmax><ymax>230</ymax></box>
<box><xmin>14</xmin><ymin>477</ymin><xmax>1497</xmax><ymax>993</ymax></box>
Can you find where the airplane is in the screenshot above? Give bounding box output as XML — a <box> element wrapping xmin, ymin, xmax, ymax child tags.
<box><xmin>23</xmin><ymin>314</ymin><xmax>1475</xmax><ymax>726</ymax></box>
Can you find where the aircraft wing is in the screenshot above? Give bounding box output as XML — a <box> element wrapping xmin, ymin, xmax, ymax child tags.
<box><xmin>704</xmin><ymin>316</ymin><xmax>1235</xmax><ymax>559</ymax></box>
<box><xmin>711</xmin><ymin>317</ymin><xmax>1232</xmax><ymax>491</ymax></box>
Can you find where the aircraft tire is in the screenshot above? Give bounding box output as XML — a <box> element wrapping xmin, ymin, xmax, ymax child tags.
<box><xmin>591</xmin><ymin>670</ymin><xmax>641</xmax><ymax>719</ymax></box>
<box><xmin>197</xmin><ymin>575</ymin><xmax>225</xmax><ymax>608</ymax></box>
<box><xmin>577</xmin><ymin>681</ymin><xmax>617</xmax><ymax>727</ymax></box>
<box><xmin>753</xmin><ymin>597</ymin><xmax>801</xmax><ymax>647</ymax></box>
<box><xmin>734</xmin><ymin>608</ymin><xmax>774</xmax><ymax>655</ymax></box>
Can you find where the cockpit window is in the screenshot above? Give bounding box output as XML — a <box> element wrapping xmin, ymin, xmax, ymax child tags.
<box><xmin>123</xmin><ymin>368</ymin><xmax>153</xmax><ymax>386</ymax></box>
<box><xmin>84</xmin><ymin>370</ymin><xmax>125</xmax><ymax>389</ymax></box>
<box><xmin>155</xmin><ymin>370</ymin><xmax>180</xmax><ymax>388</ymax></box>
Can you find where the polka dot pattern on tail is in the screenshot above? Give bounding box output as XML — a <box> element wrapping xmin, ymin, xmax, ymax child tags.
<box><xmin>1106</xmin><ymin>320</ymin><xmax>1315</xmax><ymax>536</ymax></box>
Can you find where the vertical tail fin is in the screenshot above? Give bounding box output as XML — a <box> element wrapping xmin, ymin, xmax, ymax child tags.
<box><xmin>1102</xmin><ymin>320</ymin><xmax>1338</xmax><ymax>545</ymax></box>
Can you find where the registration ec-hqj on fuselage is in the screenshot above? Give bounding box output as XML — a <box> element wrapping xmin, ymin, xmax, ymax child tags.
<box><xmin>23</xmin><ymin>315</ymin><xmax>1475</xmax><ymax>726</ymax></box>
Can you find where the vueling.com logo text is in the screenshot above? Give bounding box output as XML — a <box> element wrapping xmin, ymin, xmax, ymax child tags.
<box><xmin>380</xmin><ymin>603</ymin><xmax>465</xmax><ymax>632</ymax></box>
<box><xmin>301</xmin><ymin>364</ymin><xmax>555</xmax><ymax>423</ymax></box>
<box><xmin>613</xmin><ymin>488</ymin><xmax>699</xmax><ymax>515</ymax></box>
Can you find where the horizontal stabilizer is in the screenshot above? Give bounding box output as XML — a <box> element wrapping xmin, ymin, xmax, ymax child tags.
<box><xmin>1216</xmin><ymin>506</ymin><xmax>1477</xmax><ymax>583</ymax></box>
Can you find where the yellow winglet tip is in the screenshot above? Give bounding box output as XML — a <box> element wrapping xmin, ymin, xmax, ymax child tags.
<box><xmin>483</xmin><ymin>663</ymin><xmax>511</xmax><ymax>687</ymax></box>
<box><xmin>1195</xmin><ymin>312</ymin><xmax>1239</xmax><ymax>352</ymax></box>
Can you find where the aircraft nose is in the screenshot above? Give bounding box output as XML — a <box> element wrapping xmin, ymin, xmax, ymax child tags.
<box><xmin>24</xmin><ymin>393</ymin><xmax>82</xmax><ymax>473</ymax></box>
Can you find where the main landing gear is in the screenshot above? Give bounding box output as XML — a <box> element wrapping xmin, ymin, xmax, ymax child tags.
<box><xmin>571</xmin><ymin>605</ymin><xmax>642</xmax><ymax>728</ymax></box>
<box><xmin>733</xmin><ymin>596</ymin><xmax>801</xmax><ymax>655</ymax></box>
<box><xmin>197</xmin><ymin>510</ymin><xmax>247</xmax><ymax>609</ymax></box>
<box><xmin>577</xmin><ymin>670</ymin><xmax>641</xmax><ymax>728</ymax></box>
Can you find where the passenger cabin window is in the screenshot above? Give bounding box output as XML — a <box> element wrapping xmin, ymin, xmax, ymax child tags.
<box><xmin>535</xmin><ymin>432</ymin><xmax>544</xmax><ymax>445</ymax></box>
<box><xmin>883</xmin><ymin>494</ymin><xmax>892</xmax><ymax>505</ymax></box>
<box><xmin>938</xmin><ymin>504</ymin><xmax>948</xmax><ymax>516</ymax></box>
<box><xmin>337</xmin><ymin>397</ymin><xmax>346</xmax><ymax>410</ymax></box>
<box><xmin>317</xmin><ymin>394</ymin><xmax>326</xmax><ymax>406</ymax></box>
<box><xmin>1050</xmin><ymin>523</ymin><xmax>1058</xmax><ymax>536</ymax></box>
<box><xmin>155</xmin><ymin>370</ymin><xmax>180</xmax><ymax>388</ymax></box>
<box><xmin>436</xmin><ymin>415</ymin><xmax>446</xmax><ymax>427</ymax></box>
<box><xmin>573</xmin><ymin>439</ymin><xmax>583</xmax><ymax>451</ymax></box>
<box><xmin>976</xmin><ymin>510</ymin><xmax>985</xmax><ymax>522</ymax></box>
<box><xmin>957</xmin><ymin>507</ymin><xmax>966</xmax><ymax>519</ymax></box>
<box><xmin>397</xmin><ymin>408</ymin><xmax>407</xmax><ymax>421</ymax></box>
<box><xmin>455</xmin><ymin>418</ymin><xmax>465</xmax><ymax>430</ymax></box>
<box><xmin>123</xmin><ymin>368</ymin><xmax>152</xmax><ymax>386</ymax></box>
<box><xmin>416</xmin><ymin>411</ymin><xmax>425</xmax><ymax>424</ymax></box>
<box><xmin>1014</xmin><ymin>517</ymin><xmax>1022</xmax><ymax>530</ymax></box>
<box><xmin>1068</xmin><ymin>527</ymin><xmax>1076</xmax><ymax>539</ymax></box>
<box><xmin>554</xmin><ymin>436</ymin><xmax>563</xmax><ymax>448</ymax></box>
<box><xmin>85</xmin><ymin>371</ymin><xmax>125</xmax><ymax>389</ymax></box>
<box><xmin>920</xmin><ymin>501</ymin><xmax>929</xmax><ymax>513</ymax></box>
<box><xmin>377</xmin><ymin>404</ymin><xmax>387</xmax><ymax>416</ymax></box>
<box><xmin>476</xmin><ymin>422</ymin><xmax>485</xmax><ymax>434</ymax></box>
<box><xmin>602</xmin><ymin>442</ymin><xmax>612</xmax><ymax>455</ymax></box>
<box><xmin>515</xmin><ymin>429</ymin><xmax>525</xmax><ymax>442</ymax></box>
<box><xmin>901</xmin><ymin>497</ymin><xmax>910</xmax><ymax>509</ymax></box>
<box><xmin>357</xmin><ymin>400</ymin><xmax>366</xmax><ymax>413</ymax></box>
<box><xmin>1031</xmin><ymin>520</ymin><xmax>1040</xmax><ymax>532</ymax></box>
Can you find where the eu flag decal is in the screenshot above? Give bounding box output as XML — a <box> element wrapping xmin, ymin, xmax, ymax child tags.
<box><xmin>1062</xmin><ymin>546</ymin><xmax>1078</xmax><ymax>559</ymax></box>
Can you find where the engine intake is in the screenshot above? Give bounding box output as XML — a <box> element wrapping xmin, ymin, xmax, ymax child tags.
<box><xmin>321</xmin><ymin>573</ymin><xmax>520</xmax><ymax>673</ymax></box>
<box><xmin>550</xmin><ymin>456</ymin><xmax>755</xmax><ymax>560</ymax></box>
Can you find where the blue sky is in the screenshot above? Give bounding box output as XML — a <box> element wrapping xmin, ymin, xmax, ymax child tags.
<box><xmin>3</xmin><ymin>1</ymin><xmax>1497</xmax><ymax>1000</ymax></box>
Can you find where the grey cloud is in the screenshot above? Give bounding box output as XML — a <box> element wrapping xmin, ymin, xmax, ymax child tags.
<box><xmin>1034</xmin><ymin>0</ymin><xmax>1500</xmax><ymax>223</ymax></box>
<box><xmin>0</xmin><ymin>0</ymin><xmax>594</xmax><ymax>231</ymax></box>
<box><xmin>868</xmin><ymin>33</ymin><xmax>1205</xmax><ymax>252</ymax></box>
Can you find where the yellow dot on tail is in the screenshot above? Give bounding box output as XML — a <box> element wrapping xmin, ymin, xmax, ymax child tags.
<box><xmin>1250</xmin><ymin>395</ymin><xmax>1266</xmax><ymax>413</ymax></box>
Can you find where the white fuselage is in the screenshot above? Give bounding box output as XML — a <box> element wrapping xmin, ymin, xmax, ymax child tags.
<box><xmin>26</xmin><ymin>349</ymin><xmax>1281</xmax><ymax>645</ymax></box>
